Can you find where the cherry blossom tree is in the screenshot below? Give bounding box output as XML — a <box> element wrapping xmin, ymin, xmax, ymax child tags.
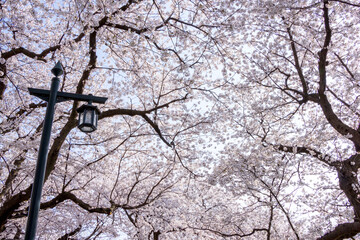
<box><xmin>0</xmin><ymin>0</ymin><xmax>233</xmax><ymax>238</ymax></box>
<box><xmin>1</xmin><ymin>0</ymin><xmax>360</xmax><ymax>239</ymax></box>
<box><xmin>205</xmin><ymin>0</ymin><xmax>360</xmax><ymax>239</ymax></box>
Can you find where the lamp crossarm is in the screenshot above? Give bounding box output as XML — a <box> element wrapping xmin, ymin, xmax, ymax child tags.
<box><xmin>28</xmin><ymin>88</ymin><xmax>108</xmax><ymax>104</ymax></box>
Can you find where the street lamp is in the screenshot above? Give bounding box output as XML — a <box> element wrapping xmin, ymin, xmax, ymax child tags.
<box><xmin>25</xmin><ymin>62</ymin><xmax>107</xmax><ymax>240</ymax></box>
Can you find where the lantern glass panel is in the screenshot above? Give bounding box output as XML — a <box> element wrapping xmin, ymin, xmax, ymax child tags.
<box><xmin>80</xmin><ymin>126</ymin><xmax>94</xmax><ymax>132</ymax></box>
<box><xmin>84</xmin><ymin>110</ymin><xmax>93</xmax><ymax>124</ymax></box>
<box><xmin>94</xmin><ymin>113</ymin><xmax>98</xmax><ymax>128</ymax></box>
<box><xmin>78</xmin><ymin>112</ymin><xmax>83</xmax><ymax>124</ymax></box>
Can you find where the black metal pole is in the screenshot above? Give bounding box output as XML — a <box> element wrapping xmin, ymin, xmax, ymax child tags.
<box><xmin>24</xmin><ymin>76</ymin><xmax>60</xmax><ymax>240</ymax></box>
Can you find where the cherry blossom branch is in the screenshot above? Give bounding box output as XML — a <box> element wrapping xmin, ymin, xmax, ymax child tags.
<box><xmin>285</xmin><ymin>24</ymin><xmax>308</xmax><ymax>99</ymax></box>
<box><xmin>101</xmin><ymin>108</ymin><xmax>171</xmax><ymax>147</ymax></box>
<box><xmin>104</xmin><ymin>21</ymin><xmax>186</xmax><ymax>64</ymax></box>
<box><xmin>317</xmin><ymin>222</ymin><xmax>360</xmax><ymax>240</ymax></box>
<box><xmin>174</xmin><ymin>149</ymin><xmax>197</xmax><ymax>176</ymax></box>
<box><xmin>0</xmin><ymin>0</ymin><xmax>139</xmax><ymax>61</ymax></box>
<box><xmin>0</xmin><ymin>186</ymin><xmax>32</xmax><ymax>231</ymax></box>
<box><xmin>316</xmin><ymin>1</ymin><xmax>360</xmax><ymax>149</ymax></box>
<box><xmin>120</xmin><ymin>0</ymin><xmax>144</xmax><ymax>11</ymax></box>
<box><xmin>306</xmin><ymin>14</ymin><xmax>360</xmax><ymax>232</ymax></box>
<box><xmin>249</xmin><ymin>167</ymin><xmax>300</xmax><ymax>240</ymax></box>
<box><xmin>267</xmin><ymin>194</ymin><xmax>274</xmax><ymax>240</ymax></box>
<box><xmin>327</xmin><ymin>87</ymin><xmax>360</xmax><ymax>117</ymax></box>
<box><xmin>101</xmin><ymin>94</ymin><xmax>188</xmax><ymax>147</ymax></box>
<box><xmin>0</xmin><ymin>0</ymin><xmax>141</xmax><ymax>102</ymax></box>
<box><xmin>318</xmin><ymin>1</ymin><xmax>332</xmax><ymax>94</ymax></box>
<box><xmin>328</xmin><ymin>0</ymin><xmax>360</xmax><ymax>7</ymax></box>
<box><xmin>336</xmin><ymin>154</ymin><xmax>360</xmax><ymax>221</ymax></box>
<box><xmin>63</xmin><ymin>137</ymin><xmax>131</xmax><ymax>191</ymax></box>
<box><xmin>272</xmin><ymin>143</ymin><xmax>339</xmax><ymax>168</ymax></box>
<box><xmin>57</xmin><ymin>225</ymin><xmax>82</xmax><ymax>240</ymax></box>
<box><xmin>11</xmin><ymin>188</ymin><xmax>160</xmax><ymax>219</ymax></box>
<box><xmin>190</xmin><ymin>226</ymin><xmax>269</xmax><ymax>238</ymax></box>
<box><xmin>12</xmin><ymin>165</ymin><xmax>174</xmax><ymax>219</ymax></box>
<box><xmin>1</xmin><ymin>46</ymin><xmax>59</xmax><ymax>62</ymax></box>
<box><xmin>0</xmin><ymin>152</ymin><xmax>26</xmax><ymax>203</ymax></box>
<box><xmin>334</xmin><ymin>52</ymin><xmax>355</xmax><ymax>79</ymax></box>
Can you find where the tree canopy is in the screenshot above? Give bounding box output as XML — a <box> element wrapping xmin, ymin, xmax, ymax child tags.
<box><xmin>1</xmin><ymin>0</ymin><xmax>360</xmax><ymax>239</ymax></box>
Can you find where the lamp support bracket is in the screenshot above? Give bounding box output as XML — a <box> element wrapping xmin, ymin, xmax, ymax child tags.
<box><xmin>28</xmin><ymin>88</ymin><xmax>108</xmax><ymax>104</ymax></box>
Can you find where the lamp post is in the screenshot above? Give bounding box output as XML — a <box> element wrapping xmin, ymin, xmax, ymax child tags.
<box><xmin>24</xmin><ymin>62</ymin><xmax>107</xmax><ymax>240</ymax></box>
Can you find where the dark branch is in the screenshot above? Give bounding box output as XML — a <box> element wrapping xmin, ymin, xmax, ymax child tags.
<box><xmin>286</xmin><ymin>25</ymin><xmax>308</xmax><ymax>99</ymax></box>
<box><xmin>57</xmin><ymin>225</ymin><xmax>82</xmax><ymax>240</ymax></box>
<box><xmin>315</xmin><ymin>1</ymin><xmax>360</xmax><ymax>148</ymax></box>
<box><xmin>318</xmin><ymin>1</ymin><xmax>332</xmax><ymax>94</ymax></box>
<box><xmin>317</xmin><ymin>222</ymin><xmax>360</xmax><ymax>240</ymax></box>
<box><xmin>100</xmin><ymin>95</ymin><xmax>188</xmax><ymax>147</ymax></box>
<box><xmin>334</xmin><ymin>52</ymin><xmax>355</xmax><ymax>79</ymax></box>
<box><xmin>328</xmin><ymin>0</ymin><xmax>360</xmax><ymax>7</ymax></box>
<box><xmin>191</xmin><ymin>226</ymin><xmax>268</xmax><ymax>238</ymax></box>
<box><xmin>273</xmin><ymin>143</ymin><xmax>339</xmax><ymax>168</ymax></box>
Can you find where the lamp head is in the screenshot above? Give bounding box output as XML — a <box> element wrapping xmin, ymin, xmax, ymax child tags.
<box><xmin>76</xmin><ymin>102</ymin><xmax>100</xmax><ymax>133</ymax></box>
<box><xmin>51</xmin><ymin>61</ymin><xmax>64</xmax><ymax>77</ymax></box>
